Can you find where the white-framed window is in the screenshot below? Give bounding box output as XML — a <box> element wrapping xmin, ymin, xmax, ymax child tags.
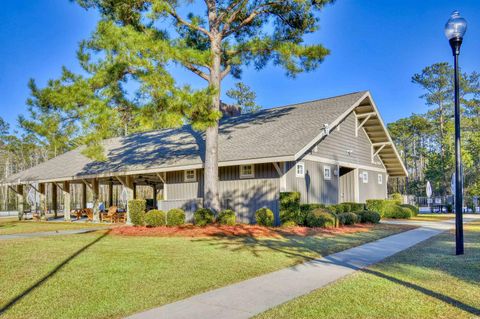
<box><xmin>296</xmin><ymin>162</ymin><xmax>305</xmax><ymax>177</ymax></box>
<box><xmin>378</xmin><ymin>173</ymin><xmax>383</xmax><ymax>185</ymax></box>
<box><xmin>362</xmin><ymin>171</ymin><xmax>369</xmax><ymax>184</ymax></box>
<box><xmin>184</xmin><ymin>169</ymin><xmax>196</xmax><ymax>182</ymax></box>
<box><xmin>323</xmin><ymin>166</ymin><xmax>331</xmax><ymax>180</ymax></box>
<box><xmin>240</xmin><ymin>164</ymin><xmax>255</xmax><ymax>179</ymax></box>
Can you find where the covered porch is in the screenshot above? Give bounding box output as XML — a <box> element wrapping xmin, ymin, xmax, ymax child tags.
<box><xmin>5</xmin><ymin>172</ymin><xmax>169</xmax><ymax>224</ymax></box>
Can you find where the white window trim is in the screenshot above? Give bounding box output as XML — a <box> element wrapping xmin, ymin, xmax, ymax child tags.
<box><xmin>239</xmin><ymin>164</ymin><xmax>255</xmax><ymax>179</ymax></box>
<box><xmin>378</xmin><ymin>173</ymin><xmax>383</xmax><ymax>185</ymax></box>
<box><xmin>184</xmin><ymin>169</ymin><xmax>196</xmax><ymax>182</ymax></box>
<box><xmin>362</xmin><ymin>171</ymin><xmax>368</xmax><ymax>184</ymax></box>
<box><xmin>296</xmin><ymin>162</ymin><xmax>305</xmax><ymax>177</ymax></box>
<box><xmin>323</xmin><ymin>166</ymin><xmax>332</xmax><ymax>180</ymax></box>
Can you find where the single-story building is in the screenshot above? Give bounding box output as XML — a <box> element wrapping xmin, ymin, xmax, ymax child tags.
<box><xmin>1</xmin><ymin>91</ymin><xmax>407</xmax><ymax>223</ymax></box>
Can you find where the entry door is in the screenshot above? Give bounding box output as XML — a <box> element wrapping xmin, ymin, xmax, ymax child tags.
<box><xmin>339</xmin><ymin>167</ymin><xmax>355</xmax><ymax>203</ymax></box>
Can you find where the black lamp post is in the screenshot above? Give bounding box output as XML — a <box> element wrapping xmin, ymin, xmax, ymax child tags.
<box><xmin>445</xmin><ymin>11</ymin><xmax>467</xmax><ymax>255</ymax></box>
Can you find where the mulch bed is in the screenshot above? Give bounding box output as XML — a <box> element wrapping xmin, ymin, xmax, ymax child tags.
<box><xmin>110</xmin><ymin>223</ymin><xmax>377</xmax><ymax>238</ymax></box>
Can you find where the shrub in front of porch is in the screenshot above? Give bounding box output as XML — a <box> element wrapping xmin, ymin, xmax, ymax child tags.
<box><xmin>354</xmin><ymin>210</ymin><xmax>381</xmax><ymax>224</ymax></box>
<box><xmin>383</xmin><ymin>205</ymin><xmax>413</xmax><ymax>219</ymax></box>
<box><xmin>129</xmin><ymin>199</ymin><xmax>146</xmax><ymax>226</ymax></box>
<box><xmin>256</xmin><ymin>208</ymin><xmax>275</xmax><ymax>226</ymax></box>
<box><xmin>217</xmin><ymin>209</ymin><xmax>236</xmax><ymax>226</ymax></box>
<box><xmin>167</xmin><ymin>208</ymin><xmax>185</xmax><ymax>226</ymax></box>
<box><xmin>194</xmin><ymin>208</ymin><xmax>215</xmax><ymax>226</ymax></box>
<box><xmin>145</xmin><ymin>210</ymin><xmax>166</xmax><ymax>227</ymax></box>
<box><xmin>279</xmin><ymin>192</ymin><xmax>301</xmax><ymax>225</ymax></box>
<box><xmin>305</xmin><ymin>208</ymin><xmax>336</xmax><ymax>228</ymax></box>
<box><xmin>337</xmin><ymin>212</ymin><xmax>358</xmax><ymax>225</ymax></box>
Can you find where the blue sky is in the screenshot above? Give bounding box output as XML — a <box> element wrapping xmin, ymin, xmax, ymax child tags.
<box><xmin>1</xmin><ymin>0</ymin><xmax>479</xmax><ymax>132</ymax></box>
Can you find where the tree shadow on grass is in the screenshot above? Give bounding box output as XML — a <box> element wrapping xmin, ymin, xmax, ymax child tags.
<box><xmin>0</xmin><ymin>230</ymin><xmax>111</xmax><ymax>316</ymax></box>
<box><xmin>361</xmin><ymin>268</ymin><xmax>480</xmax><ymax>317</ymax></box>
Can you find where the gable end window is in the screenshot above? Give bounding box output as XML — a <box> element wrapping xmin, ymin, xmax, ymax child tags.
<box><xmin>240</xmin><ymin>164</ymin><xmax>255</xmax><ymax>179</ymax></box>
<box><xmin>296</xmin><ymin>162</ymin><xmax>305</xmax><ymax>177</ymax></box>
<box><xmin>362</xmin><ymin>171</ymin><xmax>369</xmax><ymax>184</ymax></box>
<box><xmin>184</xmin><ymin>169</ymin><xmax>196</xmax><ymax>182</ymax></box>
<box><xmin>323</xmin><ymin>166</ymin><xmax>332</xmax><ymax>180</ymax></box>
<box><xmin>378</xmin><ymin>174</ymin><xmax>383</xmax><ymax>185</ymax></box>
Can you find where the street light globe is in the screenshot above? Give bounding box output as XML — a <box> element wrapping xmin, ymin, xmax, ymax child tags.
<box><xmin>444</xmin><ymin>11</ymin><xmax>467</xmax><ymax>40</ymax></box>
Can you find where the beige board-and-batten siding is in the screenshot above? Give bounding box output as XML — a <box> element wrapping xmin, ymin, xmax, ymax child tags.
<box><xmin>358</xmin><ymin>169</ymin><xmax>387</xmax><ymax>202</ymax></box>
<box><xmin>285</xmin><ymin>160</ymin><xmax>339</xmax><ymax>205</ymax></box>
<box><xmin>162</xmin><ymin>163</ymin><xmax>280</xmax><ymax>223</ymax></box>
<box><xmin>313</xmin><ymin>111</ymin><xmax>384</xmax><ymax>167</ymax></box>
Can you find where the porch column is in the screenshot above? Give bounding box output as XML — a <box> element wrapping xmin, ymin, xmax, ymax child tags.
<box><xmin>152</xmin><ymin>184</ymin><xmax>157</xmax><ymax>209</ymax></box>
<box><xmin>133</xmin><ymin>182</ymin><xmax>137</xmax><ymax>199</ymax></box>
<box><xmin>108</xmin><ymin>180</ymin><xmax>113</xmax><ymax>207</ymax></box>
<box><xmin>39</xmin><ymin>183</ymin><xmax>47</xmax><ymax>220</ymax></box>
<box><xmin>16</xmin><ymin>185</ymin><xmax>24</xmax><ymax>221</ymax></box>
<box><xmin>82</xmin><ymin>182</ymin><xmax>87</xmax><ymax>209</ymax></box>
<box><xmin>52</xmin><ymin>183</ymin><xmax>58</xmax><ymax>219</ymax></box>
<box><xmin>63</xmin><ymin>181</ymin><xmax>71</xmax><ymax>221</ymax></box>
<box><xmin>91</xmin><ymin>178</ymin><xmax>100</xmax><ymax>222</ymax></box>
<box><xmin>125</xmin><ymin>176</ymin><xmax>134</xmax><ymax>225</ymax></box>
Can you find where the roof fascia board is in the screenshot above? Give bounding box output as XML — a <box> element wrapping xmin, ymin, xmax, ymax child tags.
<box><xmin>0</xmin><ymin>155</ymin><xmax>294</xmax><ymax>186</ymax></box>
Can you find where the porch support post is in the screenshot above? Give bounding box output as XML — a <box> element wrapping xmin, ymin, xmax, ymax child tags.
<box><xmin>108</xmin><ymin>180</ymin><xmax>114</xmax><ymax>207</ymax></box>
<box><xmin>91</xmin><ymin>178</ymin><xmax>100</xmax><ymax>222</ymax></box>
<box><xmin>82</xmin><ymin>182</ymin><xmax>87</xmax><ymax>209</ymax></box>
<box><xmin>63</xmin><ymin>181</ymin><xmax>71</xmax><ymax>221</ymax></box>
<box><xmin>39</xmin><ymin>183</ymin><xmax>47</xmax><ymax>220</ymax></box>
<box><xmin>125</xmin><ymin>176</ymin><xmax>134</xmax><ymax>225</ymax></box>
<box><xmin>52</xmin><ymin>183</ymin><xmax>58</xmax><ymax>219</ymax></box>
<box><xmin>16</xmin><ymin>185</ymin><xmax>24</xmax><ymax>221</ymax></box>
<box><xmin>152</xmin><ymin>184</ymin><xmax>157</xmax><ymax>209</ymax></box>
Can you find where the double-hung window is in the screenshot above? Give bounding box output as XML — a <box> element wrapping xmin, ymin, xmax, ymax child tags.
<box><xmin>184</xmin><ymin>169</ymin><xmax>196</xmax><ymax>182</ymax></box>
<box><xmin>296</xmin><ymin>162</ymin><xmax>305</xmax><ymax>177</ymax></box>
<box><xmin>240</xmin><ymin>164</ymin><xmax>255</xmax><ymax>179</ymax></box>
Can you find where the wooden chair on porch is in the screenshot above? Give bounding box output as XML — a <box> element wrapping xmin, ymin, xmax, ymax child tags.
<box><xmin>101</xmin><ymin>206</ymin><xmax>118</xmax><ymax>223</ymax></box>
<box><xmin>84</xmin><ymin>208</ymin><xmax>94</xmax><ymax>222</ymax></box>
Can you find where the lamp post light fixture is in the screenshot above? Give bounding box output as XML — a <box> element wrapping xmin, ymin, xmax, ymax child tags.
<box><xmin>445</xmin><ymin>10</ymin><xmax>467</xmax><ymax>255</ymax></box>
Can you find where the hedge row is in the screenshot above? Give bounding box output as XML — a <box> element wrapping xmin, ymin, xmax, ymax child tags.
<box><xmin>128</xmin><ymin>199</ymin><xmax>186</xmax><ymax>227</ymax></box>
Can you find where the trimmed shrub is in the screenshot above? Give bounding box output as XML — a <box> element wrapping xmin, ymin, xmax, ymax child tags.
<box><xmin>279</xmin><ymin>192</ymin><xmax>301</xmax><ymax>224</ymax></box>
<box><xmin>355</xmin><ymin>210</ymin><xmax>381</xmax><ymax>224</ymax></box>
<box><xmin>194</xmin><ymin>208</ymin><xmax>215</xmax><ymax>226</ymax></box>
<box><xmin>337</xmin><ymin>212</ymin><xmax>358</xmax><ymax>225</ymax></box>
<box><xmin>281</xmin><ymin>220</ymin><xmax>298</xmax><ymax>228</ymax></box>
<box><xmin>366</xmin><ymin>199</ymin><xmax>399</xmax><ymax>217</ymax></box>
<box><xmin>296</xmin><ymin>204</ymin><xmax>325</xmax><ymax>226</ymax></box>
<box><xmin>167</xmin><ymin>208</ymin><xmax>185</xmax><ymax>226</ymax></box>
<box><xmin>383</xmin><ymin>205</ymin><xmax>412</xmax><ymax>219</ymax></box>
<box><xmin>400</xmin><ymin>204</ymin><xmax>419</xmax><ymax>217</ymax></box>
<box><xmin>326</xmin><ymin>204</ymin><xmax>341</xmax><ymax>214</ymax></box>
<box><xmin>256</xmin><ymin>208</ymin><xmax>275</xmax><ymax>226</ymax></box>
<box><xmin>305</xmin><ymin>208</ymin><xmax>336</xmax><ymax>228</ymax></box>
<box><xmin>128</xmin><ymin>199</ymin><xmax>146</xmax><ymax>226</ymax></box>
<box><xmin>217</xmin><ymin>209</ymin><xmax>236</xmax><ymax>226</ymax></box>
<box><xmin>144</xmin><ymin>210</ymin><xmax>166</xmax><ymax>227</ymax></box>
<box><xmin>391</xmin><ymin>193</ymin><xmax>403</xmax><ymax>205</ymax></box>
<box><xmin>342</xmin><ymin>202</ymin><xmax>366</xmax><ymax>212</ymax></box>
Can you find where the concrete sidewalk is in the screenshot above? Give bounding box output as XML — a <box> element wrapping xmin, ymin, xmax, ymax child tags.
<box><xmin>0</xmin><ymin>227</ymin><xmax>109</xmax><ymax>241</ymax></box>
<box><xmin>126</xmin><ymin>217</ymin><xmax>478</xmax><ymax>319</ymax></box>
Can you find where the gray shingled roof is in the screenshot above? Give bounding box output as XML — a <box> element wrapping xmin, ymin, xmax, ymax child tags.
<box><xmin>4</xmin><ymin>91</ymin><xmax>370</xmax><ymax>184</ymax></box>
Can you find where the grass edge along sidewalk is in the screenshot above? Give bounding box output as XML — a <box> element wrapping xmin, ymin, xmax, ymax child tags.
<box><xmin>125</xmin><ymin>219</ymin><xmax>466</xmax><ymax>319</ymax></box>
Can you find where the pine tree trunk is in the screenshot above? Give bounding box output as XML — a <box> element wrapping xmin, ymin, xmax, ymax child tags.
<box><xmin>203</xmin><ymin>38</ymin><xmax>221</xmax><ymax>212</ymax></box>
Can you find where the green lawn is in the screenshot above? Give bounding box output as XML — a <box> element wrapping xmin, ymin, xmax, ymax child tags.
<box><xmin>410</xmin><ymin>213</ymin><xmax>455</xmax><ymax>222</ymax></box>
<box><xmin>256</xmin><ymin>222</ymin><xmax>480</xmax><ymax>319</ymax></box>
<box><xmin>0</xmin><ymin>224</ymin><xmax>411</xmax><ymax>319</ymax></box>
<box><xmin>0</xmin><ymin>219</ymin><xmax>106</xmax><ymax>235</ymax></box>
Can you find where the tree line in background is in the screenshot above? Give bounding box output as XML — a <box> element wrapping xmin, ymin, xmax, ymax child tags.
<box><xmin>388</xmin><ymin>62</ymin><xmax>480</xmax><ymax>198</ymax></box>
